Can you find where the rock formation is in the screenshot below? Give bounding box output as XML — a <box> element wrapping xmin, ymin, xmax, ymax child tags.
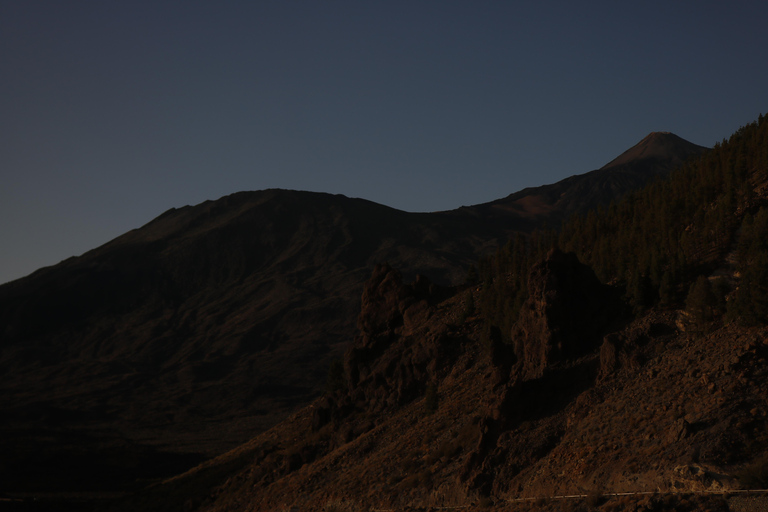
<box><xmin>313</xmin><ymin>264</ymin><xmax>463</xmax><ymax>434</ymax></box>
<box><xmin>510</xmin><ymin>249</ymin><xmax>623</xmax><ymax>380</ymax></box>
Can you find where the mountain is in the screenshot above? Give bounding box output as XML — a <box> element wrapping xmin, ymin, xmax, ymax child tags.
<box><xmin>122</xmin><ymin>266</ymin><xmax>766</xmax><ymax>512</ymax></box>
<box><xmin>107</xmin><ymin>115</ymin><xmax>768</xmax><ymax>512</ymax></box>
<box><xmin>0</xmin><ymin>190</ymin><xmax>503</xmax><ymax>494</ymax></box>
<box><xmin>0</xmin><ymin>131</ymin><xmax>708</xmax><ymax>498</ymax></box>
<box><xmin>460</xmin><ymin>131</ymin><xmax>708</xmax><ymax>228</ymax></box>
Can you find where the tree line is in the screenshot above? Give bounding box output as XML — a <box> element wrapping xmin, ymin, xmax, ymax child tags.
<box><xmin>473</xmin><ymin>114</ymin><xmax>768</xmax><ymax>337</ymax></box>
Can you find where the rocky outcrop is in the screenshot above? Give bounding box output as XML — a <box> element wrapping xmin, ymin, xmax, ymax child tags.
<box><xmin>346</xmin><ymin>264</ymin><xmax>448</xmax><ymax>400</ymax></box>
<box><xmin>511</xmin><ymin>249</ymin><xmax>623</xmax><ymax>380</ymax></box>
<box><xmin>313</xmin><ymin>263</ymin><xmax>461</xmax><ymax>431</ymax></box>
<box><xmin>599</xmin><ymin>313</ymin><xmax>678</xmax><ymax>379</ymax></box>
<box><xmin>668</xmin><ymin>464</ymin><xmax>735</xmax><ymax>492</ymax></box>
<box><xmin>461</xmin><ymin>250</ymin><xmax>624</xmax><ymax>493</ymax></box>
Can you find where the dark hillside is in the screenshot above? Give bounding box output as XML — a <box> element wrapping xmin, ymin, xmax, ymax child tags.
<box><xmin>560</xmin><ymin>115</ymin><xmax>768</xmax><ymax>313</ymax></box>
<box><xmin>459</xmin><ymin>131</ymin><xmax>708</xmax><ymax>229</ymax></box>
<box><xmin>109</xmin><ymin>114</ymin><xmax>768</xmax><ymax>512</ymax></box>
<box><xmin>0</xmin><ymin>190</ymin><xmax>503</xmax><ymax>494</ymax></box>
<box><xmin>475</xmin><ymin>117</ymin><xmax>767</xmax><ymax>343</ymax></box>
<box><xmin>0</xmin><ymin>132</ymin><xmax>709</xmax><ymax>497</ymax></box>
<box><xmin>123</xmin><ymin>260</ymin><xmax>768</xmax><ymax>512</ymax></box>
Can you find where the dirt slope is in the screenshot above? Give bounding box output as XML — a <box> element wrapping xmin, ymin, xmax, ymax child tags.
<box><xmin>117</xmin><ymin>253</ymin><xmax>768</xmax><ymax>512</ymax></box>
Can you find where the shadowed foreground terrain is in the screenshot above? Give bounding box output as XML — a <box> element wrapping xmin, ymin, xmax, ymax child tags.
<box><xmin>115</xmin><ymin>258</ymin><xmax>768</xmax><ymax>512</ymax></box>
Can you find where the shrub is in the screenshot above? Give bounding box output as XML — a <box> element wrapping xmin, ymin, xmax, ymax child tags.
<box><xmin>737</xmin><ymin>454</ymin><xmax>768</xmax><ymax>489</ymax></box>
<box><xmin>459</xmin><ymin>290</ymin><xmax>476</xmax><ymax>323</ymax></box>
<box><xmin>685</xmin><ymin>275</ymin><xmax>716</xmax><ymax>330</ymax></box>
<box><xmin>424</xmin><ymin>382</ymin><xmax>439</xmax><ymax>414</ymax></box>
<box><xmin>326</xmin><ymin>359</ymin><xmax>346</xmax><ymax>394</ymax></box>
<box><xmin>586</xmin><ymin>490</ymin><xmax>605</xmax><ymax>508</ymax></box>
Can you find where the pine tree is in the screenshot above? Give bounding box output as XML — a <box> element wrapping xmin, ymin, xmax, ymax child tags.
<box><xmin>685</xmin><ymin>276</ymin><xmax>716</xmax><ymax>330</ymax></box>
<box><xmin>658</xmin><ymin>271</ymin><xmax>675</xmax><ymax>307</ymax></box>
<box><xmin>424</xmin><ymin>382</ymin><xmax>439</xmax><ymax>415</ymax></box>
<box><xmin>729</xmin><ymin>254</ymin><xmax>768</xmax><ymax>326</ymax></box>
<box><xmin>326</xmin><ymin>359</ymin><xmax>346</xmax><ymax>395</ymax></box>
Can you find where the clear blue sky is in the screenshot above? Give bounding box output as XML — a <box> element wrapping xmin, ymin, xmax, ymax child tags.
<box><xmin>1</xmin><ymin>1</ymin><xmax>767</xmax><ymax>285</ymax></box>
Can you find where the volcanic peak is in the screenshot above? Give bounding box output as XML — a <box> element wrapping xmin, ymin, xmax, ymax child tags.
<box><xmin>600</xmin><ymin>131</ymin><xmax>708</xmax><ymax>171</ymax></box>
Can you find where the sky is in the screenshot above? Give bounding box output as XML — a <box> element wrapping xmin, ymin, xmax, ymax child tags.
<box><xmin>1</xmin><ymin>1</ymin><xmax>767</xmax><ymax>285</ymax></box>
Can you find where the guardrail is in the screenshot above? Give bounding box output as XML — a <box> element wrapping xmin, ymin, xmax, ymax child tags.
<box><xmin>370</xmin><ymin>489</ymin><xmax>768</xmax><ymax>511</ymax></box>
<box><xmin>508</xmin><ymin>489</ymin><xmax>768</xmax><ymax>501</ymax></box>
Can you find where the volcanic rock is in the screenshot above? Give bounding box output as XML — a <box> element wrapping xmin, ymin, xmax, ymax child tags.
<box><xmin>511</xmin><ymin>249</ymin><xmax>623</xmax><ymax>380</ymax></box>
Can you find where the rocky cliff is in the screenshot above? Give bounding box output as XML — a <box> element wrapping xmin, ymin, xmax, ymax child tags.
<box><xmin>115</xmin><ymin>245</ymin><xmax>768</xmax><ymax>512</ymax></box>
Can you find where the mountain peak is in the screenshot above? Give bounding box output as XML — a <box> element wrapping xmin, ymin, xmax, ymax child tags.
<box><xmin>600</xmin><ymin>131</ymin><xmax>708</xmax><ymax>171</ymax></box>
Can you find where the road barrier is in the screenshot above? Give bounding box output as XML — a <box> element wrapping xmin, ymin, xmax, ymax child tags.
<box><xmin>370</xmin><ymin>489</ymin><xmax>768</xmax><ymax>511</ymax></box>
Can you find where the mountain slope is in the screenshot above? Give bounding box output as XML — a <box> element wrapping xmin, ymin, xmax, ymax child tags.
<box><xmin>114</xmin><ymin>117</ymin><xmax>768</xmax><ymax>512</ymax></box>
<box><xmin>0</xmin><ymin>132</ymin><xmax>708</xmax><ymax>496</ymax></box>
<box><xmin>119</xmin><ymin>260</ymin><xmax>767</xmax><ymax>512</ymax></box>
<box><xmin>461</xmin><ymin>131</ymin><xmax>708</xmax><ymax>228</ymax></box>
<box><xmin>0</xmin><ymin>190</ymin><xmax>503</xmax><ymax>493</ymax></box>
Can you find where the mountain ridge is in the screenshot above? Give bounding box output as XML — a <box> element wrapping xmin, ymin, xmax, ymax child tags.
<box><xmin>460</xmin><ymin>131</ymin><xmax>709</xmax><ymax>228</ymax></box>
<box><xmin>600</xmin><ymin>131</ymin><xmax>707</xmax><ymax>170</ymax></box>
<box><xmin>0</xmin><ymin>130</ymin><xmax>710</xmax><ymax>498</ymax></box>
<box><xmin>105</xmin><ymin>116</ymin><xmax>768</xmax><ymax>512</ymax></box>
